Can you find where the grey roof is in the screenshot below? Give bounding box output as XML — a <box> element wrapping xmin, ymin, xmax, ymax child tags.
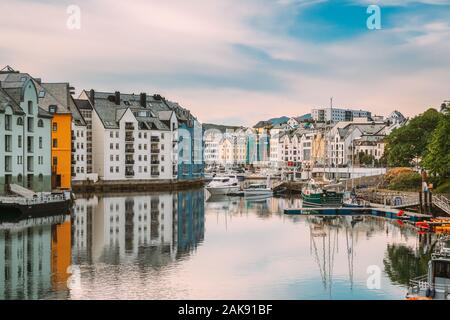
<box><xmin>87</xmin><ymin>91</ymin><xmax>172</xmax><ymax>130</ymax></box>
<box><xmin>337</xmin><ymin>123</ymin><xmax>386</xmax><ymax>139</ymax></box>
<box><xmin>73</xmin><ymin>99</ymin><xmax>93</xmax><ymax>110</ymax></box>
<box><xmin>0</xmin><ymin>87</ymin><xmax>24</xmax><ymax>115</ymax></box>
<box><xmin>0</xmin><ymin>67</ymin><xmax>81</xmax><ymax>123</ymax></box>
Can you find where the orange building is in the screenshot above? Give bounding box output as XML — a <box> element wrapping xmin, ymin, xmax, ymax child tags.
<box><xmin>38</xmin><ymin>83</ymin><xmax>74</xmax><ymax>190</ymax></box>
<box><xmin>50</xmin><ymin>113</ymin><xmax>72</xmax><ymax>189</ymax></box>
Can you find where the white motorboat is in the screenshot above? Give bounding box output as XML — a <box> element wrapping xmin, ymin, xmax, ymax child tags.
<box><xmin>206</xmin><ymin>175</ymin><xmax>240</xmax><ymax>195</ymax></box>
<box><xmin>243</xmin><ymin>183</ymin><xmax>273</xmax><ymax>197</ymax></box>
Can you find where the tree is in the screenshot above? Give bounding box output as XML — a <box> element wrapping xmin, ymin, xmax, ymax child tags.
<box><xmin>384</xmin><ymin>108</ymin><xmax>442</xmax><ymax>167</ymax></box>
<box><xmin>422</xmin><ymin>112</ymin><xmax>450</xmax><ymax>181</ymax></box>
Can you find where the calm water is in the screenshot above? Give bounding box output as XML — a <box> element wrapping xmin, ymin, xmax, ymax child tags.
<box><xmin>0</xmin><ymin>189</ymin><xmax>434</xmax><ymax>300</ymax></box>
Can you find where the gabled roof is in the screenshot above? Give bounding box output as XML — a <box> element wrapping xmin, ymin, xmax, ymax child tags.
<box><xmin>0</xmin><ymin>87</ymin><xmax>24</xmax><ymax>115</ymax></box>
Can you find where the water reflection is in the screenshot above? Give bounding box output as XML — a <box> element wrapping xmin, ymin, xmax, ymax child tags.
<box><xmin>0</xmin><ymin>190</ymin><xmax>438</xmax><ymax>299</ymax></box>
<box><xmin>0</xmin><ymin>215</ymin><xmax>71</xmax><ymax>299</ymax></box>
<box><xmin>72</xmin><ymin>190</ymin><xmax>205</xmax><ymax>266</ymax></box>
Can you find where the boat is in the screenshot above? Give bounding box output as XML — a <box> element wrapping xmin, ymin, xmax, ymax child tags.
<box><xmin>0</xmin><ymin>190</ymin><xmax>72</xmax><ymax>222</ymax></box>
<box><xmin>205</xmin><ymin>175</ymin><xmax>240</xmax><ymax>195</ymax></box>
<box><xmin>243</xmin><ymin>183</ymin><xmax>273</xmax><ymax>197</ymax></box>
<box><xmin>407</xmin><ymin>235</ymin><xmax>450</xmax><ymax>300</ymax></box>
<box><xmin>301</xmin><ymin>179</ymin><xmax>344</xmax><ymax>207</ymax></box>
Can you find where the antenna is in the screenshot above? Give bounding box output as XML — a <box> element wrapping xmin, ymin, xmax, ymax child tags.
<box><xmin>330</xmin><ymin>97</ymin><xmax>333</xmax><ymax>109</ymax></box>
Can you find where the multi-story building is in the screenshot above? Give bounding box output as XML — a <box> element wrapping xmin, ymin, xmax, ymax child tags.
<box><xmin>312</xmin><ymin>107</ymin><xmax>372</xmax><ymax>123</ymax></box>
<box><xmin>78</xmin><ymin>90</ymin><xmax>182</xmax><ymax>181</ymax></box>
<box><xmin>0</xmin><ymin>69</ymin><xmax>53</xmax><ymax>194</ymax></box>
<box><xmin>0</xmin><ymin>66</ymin><xmax>87</xmax><ymax>190</ymax></box>
<box><xmin>326</xmin><ymin>121</ymin><xmax>386</xmax><ymax>167</ymax></box>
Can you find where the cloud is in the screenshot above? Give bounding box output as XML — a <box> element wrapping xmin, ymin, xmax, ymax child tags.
<box><xmin>0</xmin><ymin>0</ymin><xmax>449</xmax><ymax>125</ymax></box>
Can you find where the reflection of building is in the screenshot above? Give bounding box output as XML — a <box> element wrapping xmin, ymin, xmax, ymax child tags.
<box><xmin>72</xmin><ymin>190</ymin><xmax>205</xmax><ymax>266</ymax></box>
<box><xmin>0</xmin><ymin>215</ymin><xmax>70</xmax><ymax>299</ymax></box>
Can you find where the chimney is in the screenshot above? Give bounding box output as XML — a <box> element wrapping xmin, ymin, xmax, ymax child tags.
<box><xmin>89</xmin><ymin>89</ymin><xmax>95</xmax><ymax>105</ymax></box>
<box><xmin>140</xmin><ymin>92</ymin><xmax>147</xmax><ymax>108</ymax></box>
<box><xmin>115</xmin><ymin>91</ymin><xmax>120</xmax><ymax>105</ymax></box>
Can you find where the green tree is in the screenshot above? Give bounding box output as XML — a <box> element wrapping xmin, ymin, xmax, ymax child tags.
<box><xmin>384</xmin><ymin>108</ymin><xmax>442</xmax><ymax>167</ymax></box>
<box><xmin>422</xmin><ymin>112</ymin><xmax>450</xmax><ymax>181</ymax></box>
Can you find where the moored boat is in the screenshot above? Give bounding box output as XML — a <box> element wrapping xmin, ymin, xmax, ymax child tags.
<box><xmin>206</xmin><ymin>175</ymin><xmax>240</xmax><ymax>195</ymax></box>
<box><xmin>301</xmin><ymin>180</ymin><xmax>344</xmax><ymax>207</ymax></box>
<box><xmin>243</xmin><ymin>183</ymin><xmax>273</xmax><ymax>197</ymax></box>
<box><xmin>407</xmin><ymin>235</ymin><xmax>450</xmax><ymax>300</ymax></box>
<box><xmin>0</xmin><ymin>191</ymin><xmax>72</xmax><ymax>222</ymax></box>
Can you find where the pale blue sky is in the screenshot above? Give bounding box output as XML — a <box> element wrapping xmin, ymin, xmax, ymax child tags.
<box><xmin>1</xmin><ymin>0</ymin><xmax>449</xmax><ymax>125</ymax></box>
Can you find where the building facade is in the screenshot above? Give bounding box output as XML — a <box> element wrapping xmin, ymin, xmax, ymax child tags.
<box><xmin>312</xmin><ymin>107</ymin><xmax>372</xmax><ymax>122</ymax></box>
<box><xmin>0</xmin><ymin>72</ymin><xmax>52</xmax><ymax>194</ymax></box>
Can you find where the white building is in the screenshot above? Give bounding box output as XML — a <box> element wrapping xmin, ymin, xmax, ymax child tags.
<box><xmin>312</xmin><ymin>107</ymin><xmax>372</xmax><ymax>122</ymax></box>
<box><xmin>327</xmin><ymin>121</ymin><xmax>386</xmax><ymax>167</ymax></box>
<box><xmin>80</xmin><ymin>91</ymin><xmax>178</xmax><ymax>181</ymax></box>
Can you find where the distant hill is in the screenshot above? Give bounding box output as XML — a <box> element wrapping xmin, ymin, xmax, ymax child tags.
<box><xmin>254</xmin><ymin>114</ymin><xmax>312</xmax><ymax>128</ymax></box>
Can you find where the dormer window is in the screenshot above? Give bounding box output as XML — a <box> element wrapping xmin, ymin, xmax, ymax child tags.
<box><xmin>39</xmin><ymin>90</ymin><xmax>45</xmax><ymax>98</ymax></box>
<box><xmin>48</xmin><ymin>105</ymin><xmax>57</xmax><ymax>114</ymax></box>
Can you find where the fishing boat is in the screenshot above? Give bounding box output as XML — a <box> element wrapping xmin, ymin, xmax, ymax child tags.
<box><xmin>0</xmin><ymin>187</ymin><xmax>72</xmax><ymax>222</ymax></box>
<box><xmin>205</xmin><ymin>175</ymin><xmax>240</xmax><ymax>195</ymax></box>
<box><xmin>301</xmin><ymin>179</ymin><xmax>344</xmax><ymax>207</ymax></box>
<box><xmin>407</xmin><ymin>235</ymin><xmax>450</xmax><ymax>300</ymax></box>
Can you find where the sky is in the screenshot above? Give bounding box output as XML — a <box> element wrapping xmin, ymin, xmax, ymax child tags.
<box><xmin>1</xmin><ymin>0</ymin><xmax>449</xmax><ymax>126</ymax></box>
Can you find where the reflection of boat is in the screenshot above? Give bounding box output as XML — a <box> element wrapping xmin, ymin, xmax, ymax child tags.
<box><xmin>206</xmin><ymin>175</ymin><xmax>240</xmax><ymax>195</ymax></box>
<box><xmin>407</xmin><ymin>235</ymin><xmax>450</xmax><ymax>300</ymax></box>
<box><xmin>302</xmin><ymin>180</ymin><xmax>343</xmax><ymax>207</ymax></box>
<box><xmin>243</xmin><ymin>183</ymin><xmax>273</xmax><ymax>197</ymax></box>
<box><xmin>206</xmin><ymin>194</ymin><xmax>240</xmax><ymax>203</ymax></box>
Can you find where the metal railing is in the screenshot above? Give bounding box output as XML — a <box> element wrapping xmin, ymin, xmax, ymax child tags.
<box><xmin>434</xmin><ymin>194</ymin><xmax>450</xmax><ymax>215</ymax></box>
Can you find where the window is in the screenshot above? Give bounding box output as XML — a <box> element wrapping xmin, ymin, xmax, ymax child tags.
<box><xmin>110</xmin><ymin>167</ymin><xmax>114</xmax><ymax>173</ymax></box>
<box><xmin>5</xmin><ymin>156</ymin><xmax>12</xmax><ymax>172</ymax></box>
<box><xmin>116</xmin><ymin>155</ymin><xmax>119</xmax><ymax>161</ymax></box>
<box><xmin>27</xmin><ymin>117</ymin><xmax>33</xmax><ymax>132</ymax></box>
<box><xmin>18</xmin><ymin>174</ymin><xmax>22</xmax><ymax>183</ymax></box>
<box><xmin>53</xmin><ymin>157</ymin><xmax>57</xmax><ymax>166</ymax></box>
<box><xmin>28</xmin><ymin>101</ymin><xmax>33</xmax><ymax>114</ymax></box>
<box><xmin>116</xmin><ymin>132</ymin><xmax>119</xmax><ymax>138</ymax></box>
<box><xmin>52</xmin><ymin>122</ymin><xmax>57</xmax><ymax>132</ymax></box>
<box><xmin>116</xmin><ymin>167</ymin><xmax>119</xmax><ymax>173</ymax></box>
<box><xmin>39</xmin><ymin>90</ymin><xmax>45</xmax><ymax>98</ymax></box>
<box><xmin>37</xmin><ymin>119</ymin><xmax>43</xmax><ymax>127</ymax></box>
<box><xmin>110</xmin><ymin>155</ymin><xmax>114</xmax><ymax>161</ymax></box>
<box><xmin>53</xmin><ymin>139</ymin><xmax>58</xmax><ymax>148</ymax></box>
<box><xmin>161</xmin><ymin>133</ymin><xmax>164</xmax><ymax>139</ymax></box>
<box><xmin>17</xmin><ymin>117</ymin><xmax>23</xmax><ymax>126</ymax></box>
<box><xmin>138</xmin><ymin>133</ymin><xmax>142</xmax><ymax>139</ymax></box>
<box><xmin>161</xmin><ymin>166</ymin><xmax>164</xmax><ymax>172</ymax></box>
<box><xmin>5</xmin><ymin>135</ymin><xmax>12</xmax><ymax>152</ymax></box>
<box><xmin>116</xmin><ymin>143</ymin><xmax>119</xmax><ymax>149</ymax></box>
<box><xmin>5</xmin><ymin>115</ymin><xmax>12</xmax><ymax>130</ymax></box>
<box><xmin>110</xmin><ymin>143</ymin><xmax>113</xmax><ymax>150</ymax></box>
<box><xmin>39</xmin><ymin>137</ymin><xmax>42</xmax><ymax>149</ymax></box>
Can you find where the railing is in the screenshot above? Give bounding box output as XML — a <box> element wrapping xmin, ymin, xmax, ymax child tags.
<box><xmin>151</xmin><ymin>137</ymin><xmax>160</xmax><ymax>142</ymax></box>
<box><xmin>125</xmin><ymin>148</ymin><xmax>135</xmax><ymax>153</ymax></box>
<box><xmin>125</xmin><ymin>171</ymin><xmax>135</xmax><ymax>177</ymax></box>
<box><xmin>125</xmin><ymin>124</ymin><xmax>134</xmax><ymax>130</ymax></box>
<box><xmin>409</xmin><ymin>275</ymin><xmax>450</xmax><ymax>297</ymax></box>
<box><xmin>0</xmin><ymin>193</ymin><xmax>67</xmax><ymax>205</ymax></box>
<box><xmin>125</xmin><ymin>136</ymin><xmax>135</xmax><ymax>142</ymax></box>
<box><xmin>151</xmin><ymin>160</ymin><xmax>160</xmax><ymax>165</ymax></box>
<box><xmin>125</xmin><ymin>160</ymin><xmax>135</xmax><ymax>165</ymax></box>
<box><xmin>434</xmin><ymin>194</ymin><xmax>450</xmax><ymax>215</ymax></box>
<box><xmin>151</xmin><ymin>148</ymin><xmax>160</xmax><ymax>153</ymax></box>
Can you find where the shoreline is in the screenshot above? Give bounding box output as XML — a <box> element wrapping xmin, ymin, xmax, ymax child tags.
<box><xmin>72</xmin><ymin>178</ymin><xmax>205</xmax><ymax>194</ymax></box>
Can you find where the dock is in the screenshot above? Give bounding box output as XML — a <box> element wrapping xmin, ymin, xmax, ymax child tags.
<box><xmin>284</xmin><ymin>206</ymin><xmax>432</xmax><ymax>222</ymax></box>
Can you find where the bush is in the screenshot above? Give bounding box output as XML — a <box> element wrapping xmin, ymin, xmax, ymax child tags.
<box><xmin>387</xmin><ymin>171</ymin><xmax>422</xmax><ymax>191</ymax></box>
<box><xmin>434</xmin><ymin>179</ymin><xmax>450</xmax><ymax>194</ymax></box>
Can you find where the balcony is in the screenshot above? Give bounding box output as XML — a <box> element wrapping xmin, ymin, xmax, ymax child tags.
<box><xmin>125</xmin><ymin>123</ymin><xmax>134</xmax><ymax>130</ymax></box>
<box><xmin>125</xmin><ymin>171</ymin><xmax>135</xmax><ymax>177</ymax></box>
<box><xmin>151</xmin><ymin>148</ymin><xmax>160</xmax><ymax>153</ymax></box>
<box><xmin>125</xmin><ymin>135</ymin><xmax>134</xmax><ymax>142</ymax></box>
<box><xmin>125</xmin><ymin>149</ymin><xmax>135</xmax><ymax>154</ymax></box>
<box><xmin>126</xmin><ymin>159</ymin><xmax>135</xmax><ymax>165</ymax></box>
<box><xmin>151</xmin><ymin>137</ymin><xmax>160</xmax><ymax>142</ymax></box>
<box><xmin>71</xmin><ymin>159</ymin><xmax>76</xmax><ymax>165</ymax></box>
<box><xmin>151</xmin><ymin>160</ymin><xmax>160</xmax><ymax>165</ymax></box>
<box><xmin>151</xmin><ymin>172</ymin><xmax>160</xmax><ymax>177</ymax></box>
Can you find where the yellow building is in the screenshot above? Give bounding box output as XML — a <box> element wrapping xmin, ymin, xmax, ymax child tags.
<box><xmin>38</xmin><ymin>83</ymin><xmax>74</xmax><ymax>190</ymax></box>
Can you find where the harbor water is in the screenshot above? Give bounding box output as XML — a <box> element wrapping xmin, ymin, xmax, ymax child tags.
<box><xmin>0</xmin><ymin>189</ymin><xmax>434</xmax><ymax>299</ymax></box>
